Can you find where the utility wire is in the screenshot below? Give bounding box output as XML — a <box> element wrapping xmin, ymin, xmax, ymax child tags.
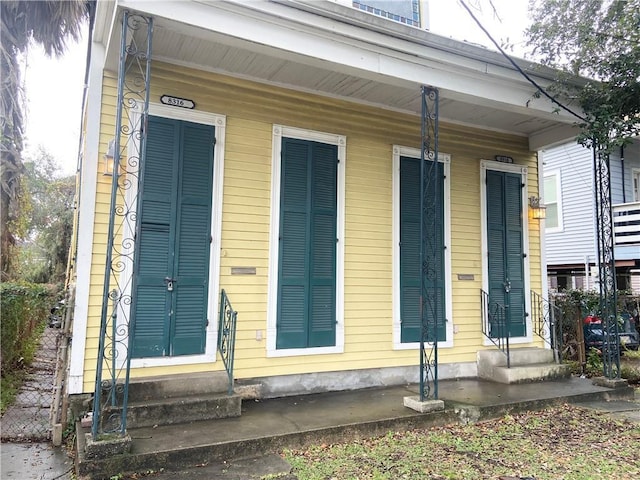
<box><xmin>458</xmin><ymin>0</ymin><xmax>586</xmax><ymax>123</ymax></box>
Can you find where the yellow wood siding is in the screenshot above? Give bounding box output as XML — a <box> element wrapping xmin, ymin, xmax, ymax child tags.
<box><xmin>80</xmin><ymin>62</ymin><xmax>544</xmax><ymax>391</ymax></box>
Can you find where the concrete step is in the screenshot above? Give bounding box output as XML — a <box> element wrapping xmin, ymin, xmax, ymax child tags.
<box><xmin>99</xmin><ymin>372</ymin><xmax>261</xmax><ymax>430</ymax></box>
<box><xmin>477</xmin><ymin>347</ymin><xmax>554</xmax><ymax>368</ymax></box>
<box><xmin>105</xmin><ymin>392</ymin><xmax>242</xmax><ymax>429</ymax></box>
<box><xmin>478</xmin><ymin>362</ymin><xmax>571</xmax><ymax>384</ymax></box>
<box><xmin>76</xmin><ymin>379</ymin><xmax>636</xmax><ymax>480</ymax></box>
<box><xmin>127</xmin><ymin>372</ymin><xmax>231</xmax><ymax>402</ymax></box>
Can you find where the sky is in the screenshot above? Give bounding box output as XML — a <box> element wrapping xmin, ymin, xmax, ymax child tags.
<box><xmin>22</xmin><ymin>0</ymin><xmax>531</xmax><ymax>177</ymax></box>
<box><xmin>23</xmin><ymin>28</ymin><xmax>88</xmax><ymax>176</ymax></box>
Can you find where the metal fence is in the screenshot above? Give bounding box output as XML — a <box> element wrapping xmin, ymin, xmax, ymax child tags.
<box><xmin>1</xmin><ymin>315</ymin><xmax>67</xmax><ymax>442</ymax></box>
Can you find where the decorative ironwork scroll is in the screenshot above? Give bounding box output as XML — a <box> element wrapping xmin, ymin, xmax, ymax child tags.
<box><xmin>92</xmin><ymin>12</ymin><xmax>154</xmax><ymax>440</ymax></box>
<box><xmin>218</xmin><ymin>290</ymin><xmax>238</xmax><ymax>396</ymax></box>
<box><xmin>593</xmin><ymin>147</ymin><xmax>620</xmax><ymax>379</ymax></box>
<box><xmin>531</xmin><ymin>290</ymin><xmax>562</xmax><ymax>363</ymax></box>
<box><xmin>419</xmin><ymin>86</ymin><xmax>440</xmax><ymax>401</ymax></box>
<box><xmin>481</xmin><ymin>289</ymin><xmax>510</xmax><ymax>367</ymax></box>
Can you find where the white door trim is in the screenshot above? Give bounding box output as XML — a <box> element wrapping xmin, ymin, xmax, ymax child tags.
<box><xmin>391</xmin><ymin>145</ymin><xmax>453</xmax><ymax>350</ymax></box>
<box><xmin>480</xmin><ymin>159</ymin><xmax>533</xmax><ymax>344</ymax></box>
<box><xmin>266</xmin><ymin>125</ymin><xmax>346</xmax><ymax>357</ymax></box>
<box><xmin>120</xmin><ymin>103</ymin><xmax>226</xmax><ymax>368</ymax></box>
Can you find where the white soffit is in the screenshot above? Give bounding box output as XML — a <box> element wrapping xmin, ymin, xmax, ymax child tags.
<box><xmin>109</xmin><ymin>0</ymin><xmax>578</xmax><ymax>141</ymax></box>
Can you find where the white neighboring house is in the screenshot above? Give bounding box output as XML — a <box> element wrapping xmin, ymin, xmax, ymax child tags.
<box><xmin>542</xmin><ymin>138</ymin><xmax>640</xmax><ymax>294</ymax></box>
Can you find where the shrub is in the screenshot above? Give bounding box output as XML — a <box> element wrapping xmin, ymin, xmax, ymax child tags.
<box><xmin>620</xmin><ymin>365</ymin><xmax>640</xmax><ymax>384</ymax></box>
<box><xmin>0</xmin><ymin>282</ymin><xmax>55</xmax><ymax>375</ymax></box>
<box><xmin>551</xmin><ymin>290</ymin><xmax>640</xmax><ymax>362</ymax></box>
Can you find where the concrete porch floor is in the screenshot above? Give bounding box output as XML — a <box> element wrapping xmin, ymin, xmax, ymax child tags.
<box><xmin>76</xmin><ymin>377</ymin><xmax>637</xmax><ymax>479</ymax></box>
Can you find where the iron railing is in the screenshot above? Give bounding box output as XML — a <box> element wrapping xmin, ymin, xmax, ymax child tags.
<box><xmin>480</xmin><ymin>289</ymin><xmax>510</xmax><ymax>368</ymax></box>
<box><xmin>419</xmin><ymin>85</ymin><xmax>440</xmax><ymax>401</ymax></box>
<box><xmin>593</xmin><ymin>147</ymin><xmax>620</xmax><ymax>379</ymax></box>
<box><xmin>531</xmin><ymin>290</ymin><xmax>563</xmax><ymax>363</ymax></box>
<box><xmin>92</xmin><ymin>11</ymin><xmax>153</xmax><ymax>440</ymax></box>
<box><xmin>218</xmin><ymin>289</ymin><xmax>238</xmax><ymax>396</ymax></box>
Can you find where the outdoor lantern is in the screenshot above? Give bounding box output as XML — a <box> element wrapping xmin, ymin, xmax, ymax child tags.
<box><xmin>528</xmin><ymin>196</ymin><xmax>546</xmax><ymax>220</ymax></box>
<box><xmin>103</xmin><ymin>139</ymin><xmax>116</xmax><ymax>175</ymax></box>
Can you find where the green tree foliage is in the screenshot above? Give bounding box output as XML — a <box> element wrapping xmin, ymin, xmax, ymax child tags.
<box><xmin>0</xmin><ymin>282</ymin><xmax>55</xmax><ymax>412</ymax></box>
<box><xmin>526</xmin><ymin>0</ymin><xmax>640</xmax><ymax>150</ymax></box>
<box><xmin>0</xmin><ymin>0</ymin><xmax>88</xmax><ymax>279</ymax></box>
<box><xmin>0</xmin><ymin>282</ymin><xmax>54</xmax><ymax>373</ymax></box>
<box><xmin>16</xmin><ymin>148</ymin><xmax>75</xmax><ymax>285</ymax></box>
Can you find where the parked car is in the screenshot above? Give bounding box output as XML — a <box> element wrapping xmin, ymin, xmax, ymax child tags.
<box><xmin>583</xmin><ymin>313</ymin><xmax>640</xmax><ymax>352</ymax></box>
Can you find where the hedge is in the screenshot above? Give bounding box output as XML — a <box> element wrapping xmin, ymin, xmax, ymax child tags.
<box><xmin>0</xmin><ymin>282</ymin><xmax>55</xmax><ymax>375</ymax></box>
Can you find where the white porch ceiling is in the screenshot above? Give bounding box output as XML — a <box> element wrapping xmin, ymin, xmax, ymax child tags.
<box><xmin>103</xmin><ymin>0</ymin><xmax>581</xmax><ymax>149</ymax></box>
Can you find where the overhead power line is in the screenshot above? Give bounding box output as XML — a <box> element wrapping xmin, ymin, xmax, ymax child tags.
<box><xmin>458</xmin><ymin>0</ymin><xmax>586</xmax><ymax>123</ymax></box>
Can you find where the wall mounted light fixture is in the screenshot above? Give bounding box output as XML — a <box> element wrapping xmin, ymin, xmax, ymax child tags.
<box><xmin>528</xmin><ymin>196</ymin><xmax>546</xmax><ymax>220</ymax></box>
<box><xmin>103</xmin><ymin>139</ymin><xmax>116</xmax><ymax>176</ymax></box>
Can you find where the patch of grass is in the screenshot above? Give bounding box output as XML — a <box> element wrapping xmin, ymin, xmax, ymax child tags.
<box><xmin>285</xmin><ymin>405</ymin><xmax>640</xmax><ymax>480</ymax></box>
<box><xmin>622</xmin><ymin>349</ymin><xmax>640</xmax><ymax>360</ymax></box>
<box><xmin>0</xmin><ymin>370</ymin><xmax>25</xmax><ymax>414</ymax></box>
<box><xmin>0</xmin><ymin>320</ymin><xmax>48</xmax><ymax>414</ymax></box>
<box><xmin>621</xmin><ymin>364</ymin><xmax>640</xmax><ymax>384</ymax></box>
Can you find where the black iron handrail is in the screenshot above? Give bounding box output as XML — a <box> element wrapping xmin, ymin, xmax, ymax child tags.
<box><xmin>531</xmin><ymin>290</ymin><xmax>563</xmax><ymax>363</ymax></box>
<box><xmin>218</xmin><ymin>289</ymin><xmax>238</xmax><ymax>395</ymax></box>
<box><xmin>480</xmin><ymin>289</ymin><xmax>510</xmax><ymax>368</ymax></box>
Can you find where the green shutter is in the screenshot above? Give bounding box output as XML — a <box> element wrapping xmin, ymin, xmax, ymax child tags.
<box><xmin>132</xmin><ymin>116</ymin><xmax>179</xmax><ymax>357</ymax></box>
<box><xmin>487</xmin><ymin>170</ymin><xmax>506</xmax><ymax>338</ymax></box>
<box><xmin>172</xmin><ymin>121</ymin><xmax>214</xmax><ymax>355</ymax></box>
<box><xmin>277</xmin><ymin>140</ymin><xmax>310</xmax><ymax>349</ymax></box>
<box><xmin>486</xmin><ymin>170</ymin><xmax>525</xmax><ymax>338</ymax></box>
<box><xmin>277</xmin><ymin>139</ymin><xmax>337</xmax><ymax>349</ymax></box>
<box><xmin>309</xmin><ymin>143</ymin><xmax>337</xmax><ymax>347</ymax></box>
<box><xmin>132</xmin><ymin>117</ymin><xmax>214</xmax><ymax>357</ymax></box>
<box><xmin>504</xmin><ymin>173</ymin><xmax>526</xmax><ymax>337</ymax></box>
<box><xmin>399</xmin><ymin>156</ymin><xmax>446</xmax><ymax>343</ymax></box>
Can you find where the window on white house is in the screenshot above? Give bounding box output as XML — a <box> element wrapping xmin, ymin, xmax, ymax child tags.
<box><xmin>633</xmin><ymin>169</ymin><xmax>640</xmax><ymax>202</ymax></box>
<box><xmin>544</xmin><ymin>172</ymin><xmax>562</xmax><ymax>231</ymax></box>
<box><xmin>352</xmin><ymin>0</ymin><xmax>422</xmax><ymax>27</ymax></box>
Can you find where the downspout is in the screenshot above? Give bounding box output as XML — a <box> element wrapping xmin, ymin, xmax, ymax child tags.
<box><xmin>620</xmin><ymin>146</ymin><xmax>626</xmax><ymax>203</ymax></box>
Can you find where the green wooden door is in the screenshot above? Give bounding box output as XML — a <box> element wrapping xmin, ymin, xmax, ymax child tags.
<box><xmin>399</xmin><ymin>156</ymin><xmax>446</xmax><ymax>343</ymax></box>
<box><xmin>486</xmin><ymin>170</ymin><xmax>526</xmax><ymax>338</ymax></box>
<box><xmin>132</xmin><ymin>116</ymin><xmax>214</xmax><ymax>358</ymax></box>
<box><xmin>276</xmin><ymin>138</ymin><xmax>337</xmax><ymax>349</ymax></box>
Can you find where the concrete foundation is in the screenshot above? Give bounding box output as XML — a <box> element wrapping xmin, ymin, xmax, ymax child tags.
<box><xmin>84</xmin><ymin>432</ymin><xmax>132</xmax><ymax>460</ymax></box>
<box><xmin>592</xmin><ymin>376</ymin><xmax>629</xmax><ymax>389</ymax></box>
<box><xmin>403</xmin><ymin>396</ymin><xmax>445</xmax><ymax>413</ymax></box>
<box><xmin>249</xmin><ymin>363</ymin><xmax>477</xmax><ymax>398</ymax></box>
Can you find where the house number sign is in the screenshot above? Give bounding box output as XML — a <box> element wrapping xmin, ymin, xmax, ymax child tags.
<box><xmin>160</xmin><ymin>94</ymin><xmax>195</xmax><ymax>109</ymax></box>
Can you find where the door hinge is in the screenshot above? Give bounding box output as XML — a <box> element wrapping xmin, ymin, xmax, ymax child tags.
<box><xmin>523</xmin><ymin>253</ymin><xmax>527</xmax><ymax>258</ymax></box>
<box><xmin>213</xmin><ymin>137</ymin><xmax>217</xmax><ymax>146</ymax></box>
<box><xmin>210</xmin><ymin>235</ymin><xmax>213</xmax><ymax>244</ymax></box>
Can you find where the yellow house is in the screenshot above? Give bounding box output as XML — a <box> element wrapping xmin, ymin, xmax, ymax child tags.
<box><xmin>67</xmin><ymin>0</ymin><xmax>579</xmax><ymax>429</ymax></box>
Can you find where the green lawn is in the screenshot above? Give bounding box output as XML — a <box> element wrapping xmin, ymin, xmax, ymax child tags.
<box><xmin>285</xmin><ymin>404</ymin><xmax>640</xmax><ymax>480</ymax></box>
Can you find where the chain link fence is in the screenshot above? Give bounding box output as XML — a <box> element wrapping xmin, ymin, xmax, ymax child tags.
<box><xmin>1</xmin><ymin>317</ymin><xmax>67</xmax><ymax>442</ymax></box>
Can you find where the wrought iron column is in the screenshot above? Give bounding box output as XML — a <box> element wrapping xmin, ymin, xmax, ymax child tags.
<box><xmin>92</xmin><ymin>12</ymin><xmax>153</xmax><ymax>440</ymax></box>
<box><xmin>592</xmin><ymin>146</ymin><xmax>620</xmax><ymax>379</ymax></box>
<box><xmin>419</xmin><ymin>86</ymin><xmax>440</xmax><ymax>401</ymax></box>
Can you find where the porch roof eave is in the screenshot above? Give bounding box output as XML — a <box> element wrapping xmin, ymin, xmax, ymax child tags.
<box><xmin>96</xmin><ymin>0</ymin><xmax>582</xmax><ymax>150</ymax></box>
